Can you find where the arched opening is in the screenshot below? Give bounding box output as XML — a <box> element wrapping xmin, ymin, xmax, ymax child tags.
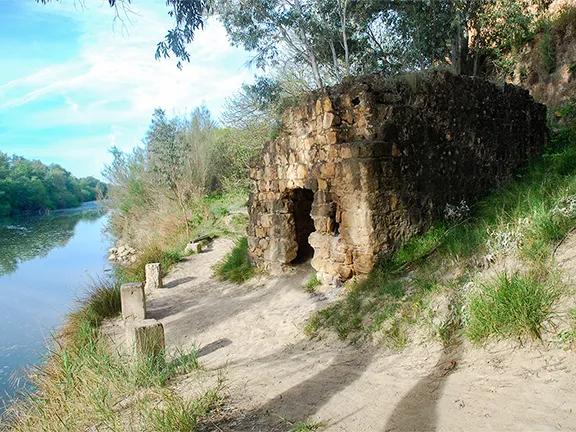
<box><xmin>289</xmin><ymin>188</ymin><xmax>315</xmax><ymax>263</ymax></box>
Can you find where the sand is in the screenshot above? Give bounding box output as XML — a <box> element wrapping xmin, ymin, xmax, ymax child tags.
<box><xmin>132</xmin><ymin>238</ymin><xmax>576</xmax><ymax>431</ymax></box>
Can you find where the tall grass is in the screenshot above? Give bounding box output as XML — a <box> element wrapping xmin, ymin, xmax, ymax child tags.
<box><xmin>214</xmin><ymin>237</ymin><xmax>255</xmax><ymax>283</ymax></box>
<box><xmin>465</xmin><ymin>273</ymin><xmax>560</xmax><ymax>342</ymax></box>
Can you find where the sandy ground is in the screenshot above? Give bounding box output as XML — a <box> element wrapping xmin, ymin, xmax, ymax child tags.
<box><xmin>116</xmin><ymin>238</ymin><xmax>576</xmax><ymax>431</ymax></box>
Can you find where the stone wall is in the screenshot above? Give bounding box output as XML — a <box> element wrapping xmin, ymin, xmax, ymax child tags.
<box><xmin>248</xmin><ymin>71</ymin><xmax>548</xmax><ymax>284</ymax></box>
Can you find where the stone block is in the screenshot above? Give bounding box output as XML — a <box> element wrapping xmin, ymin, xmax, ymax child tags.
<box><xmin>323</xmin><ymin>112</ymin><xmax>335</xmax><ymax>129</ymax></box>
<box><xmin>145</xmin><ymin>263</ymin><xmax>162</xmax><ymax>292</ymax></box>
<box><xmin>121</xmin><ymin>283</ymin><xmax>146</xmax><ymax>320</ymax></box>
<box><xmin>326</xmin><ymin>131</ymin><xmax>338</xmax><ymax>145</ymax></box>
<box><xmin>125</xmin><ymin>319</ymin><xmax>165</xmax><ymax>358</ymax></box>
<box><xmin>297</xmin><ymin>164</ymin><xmax>308</xmax><ymax>179</ymax></box>
<box><xmin>320</xmin><ymin>163</ymin><xmax>335</xmax><ymax>178</ymax></box>
<box><xmin>322</xmin><ymin>96</ymin><xmax>333</xmax><ymax>113</ymax></box>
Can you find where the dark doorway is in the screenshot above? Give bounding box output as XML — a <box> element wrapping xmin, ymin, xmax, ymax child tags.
<box><xmin>290</xmin><ymin>188</ymin><xmax>315</xmax><ymax>263</ymax></box>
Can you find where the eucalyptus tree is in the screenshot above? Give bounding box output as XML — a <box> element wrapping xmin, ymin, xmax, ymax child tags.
<box><xmin>37</xmin><ymin>0</ymin><xmax>551</xmax><ymax>77</ymax></box>
<box><xmin>214</xmin><ymin>0</ymin><xmax>326</xmax><ymax>88</ymax></box>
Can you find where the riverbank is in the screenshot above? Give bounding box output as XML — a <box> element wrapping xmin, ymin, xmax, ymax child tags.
<box><xmin>4</xmin><ymin>222</ymin><xmax>576</xmax><ymax>430</ymax></box>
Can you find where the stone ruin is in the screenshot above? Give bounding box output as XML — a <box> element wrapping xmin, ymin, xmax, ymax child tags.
<box><xmin>247</xmin><ymin>71</ymin><xmax>548</xmax><ymax>284</ymax></box>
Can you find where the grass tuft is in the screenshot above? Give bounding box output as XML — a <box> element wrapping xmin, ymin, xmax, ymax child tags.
<box><xmin>465</xmin><ymin>273</ymin><xmax>560</xmax><ymax>343</ymax></box>
<box><xmin>147</xmin><ymin>388</ymin><xmax>222</xmax><ymax>432</ymax></box>
<box><xmin>214</xmin><ymin>237</ymin><xmax>255</xmax><ymax>283</ymax></box>
<box><xmin>304</xmin><ymin>274</ymin><xmax>321</xmax><ymax>293</ymax></box>
<box><xmin>558</xmin><ymin>308</ymin><xmax>576</xmax><ymax>348</ymax></box>
<box><xmin>290</xmin><ymin>418</ymin><xmax>325</xmax><ymax>432</ymax></box>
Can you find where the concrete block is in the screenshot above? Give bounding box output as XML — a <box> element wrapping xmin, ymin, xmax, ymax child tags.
<box><xmin>120</xmin><ymin>282</ymin><xmax>146</xmax><ymax>320</ymax></box>
<box><xmin>145</xmin><ymin>263</ymin><xmax>162</xmax><ymax>292</ymax></box>
<box><xmin>125</xmin><ymin>319</ymin><xmax>165</xmax><ymax>357</ymax></box>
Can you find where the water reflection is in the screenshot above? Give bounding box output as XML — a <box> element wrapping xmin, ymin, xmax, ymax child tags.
<box><xmin>0</xmin><ymin>202</ymin><xmax>106</xmax><ymax>275</ymax></box>
<box><xmin>0</xmin><ymin>201</ymin><xmax>111</xmax><ymax>406</ymax></box>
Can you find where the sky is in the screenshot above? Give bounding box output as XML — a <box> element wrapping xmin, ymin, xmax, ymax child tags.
<box><xmin>0</xmin><ymin>0</ymin><xmax>254</xmax><ymax>179</ymax></box>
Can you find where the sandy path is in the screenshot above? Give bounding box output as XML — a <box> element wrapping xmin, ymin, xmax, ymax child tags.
<box><xmin>141</xmin><ymin>238</ymin><xmax>576</xmax><ymax>432</ymax></box>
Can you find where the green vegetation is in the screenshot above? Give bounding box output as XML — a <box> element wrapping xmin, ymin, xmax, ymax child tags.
<box><xmin>306</xmin><ymin>101</ymin><xmax>576</xmax><ymax>347</ymax></box>
<box><xmin>538</xmin><ymin>20</ymin><xmax>557</xmax><ymax>74</ymax></box>
<box><xmin>0</xmin><ymin>153</ymin><xmax>107</xmax><ymax>216</ymax></box>
<box><xmin>466</xmin><ymin>273</ymin><xmax>560</xmax><ymax>342</ymax></box>
<box><xmin>558</xmin><ymin>308</ymin><xmax>576</xmax><ymax>348</ymax></box>
<box><xmin>304</xmin><ymin>274</ymin><xmax>321</xmax><ymax>294</ymax></box>
<box><xmin>214</xmin><ymin>237</ymin><xmax>255</xmax><ymax>283</ymax></box>
<box><xmin>103</xmin><ymin>105</ymin><xmax>254</xmax><ymax>281</ymax></box>
<box><xmin>290</xmin><ymin>418</ymin><xmax>325</xmax><ymax>432</ymax></box>
<box><xmin>4</xmin><ymin>278</ymin><xmax>221</xmax><ymax>432</ymax></box>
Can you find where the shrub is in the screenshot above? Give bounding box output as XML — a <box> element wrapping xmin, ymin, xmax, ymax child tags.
<box><xmin>539</xmin><ymin>24</ymin><xmax>556</xmax><ymax>74</ymax></box>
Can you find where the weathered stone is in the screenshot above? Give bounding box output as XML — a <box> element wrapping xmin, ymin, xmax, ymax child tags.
<box><xmin>322</xmin><ymin>96</ymin><xmax>333</xmax><ymax>113</ymax></box>
<box><xmin>121</xmin><ymin>283</ymin><xmax>145</xmax><ymax>321</ymax></box>
<box><xmin>247</xmin><ymin>71</ymin><xmax>548</xmax><ymax>284</ymax></box>
<box><xmin>125</xmin><ymin>319</ymin><xmax>165</xmax><ymax>358</ymax></box>
<box><xmin>145</xmin><ymin>263</ymin><xmax>162</xmax><ymax>292</ymax></box>
<box><xmin>326</xmin><ymin>131</ymin><xmax>338</xmax><ymax>145</ymax></box>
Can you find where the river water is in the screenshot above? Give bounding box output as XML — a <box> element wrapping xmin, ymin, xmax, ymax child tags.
<box><xmin>0</xmin><ymin>202</ymin><xmax>111</xmax><ymax>408</ymax></box>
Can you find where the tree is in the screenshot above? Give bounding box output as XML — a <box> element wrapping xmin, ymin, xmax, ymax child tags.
<box><xmin>369</xmin><ymin>0</ymin><xmax>551</xmax><ymax>75</ymax></box>
<box><xmin>214</xmin><ymin>0</ymin><xmax>326</xmax><ymax>88</ymax></box>
<box><xmin>144</xmin><ymin>106</ymin><xmax>218</xmax><ymax>236</ymax></box>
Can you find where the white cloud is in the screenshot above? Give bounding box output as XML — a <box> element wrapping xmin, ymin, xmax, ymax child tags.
<box><xmin>0</xmin><ymin>0</ymin><xmax>255</xmax><ymax>177</ymax></box>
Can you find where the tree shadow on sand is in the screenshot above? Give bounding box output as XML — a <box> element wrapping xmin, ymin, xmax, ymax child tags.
<box><xmin>383</xmin><ymin>345</ymin><xmax>463</xmax><ymax>432</ymax></box>
<box><xmin>205</xmin><ymin>341</ymin><xmax>462</xmax><ymax>432</ymax></box>
<box><xmin>209</xmin><ymin>345</ymin><xmax>378</xmax><ymax>432</ymax></box>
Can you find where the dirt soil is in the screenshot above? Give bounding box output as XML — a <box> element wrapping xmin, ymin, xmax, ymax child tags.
<box><xmin>119</xmin><ymin>238</ymin><xmax>576</xmax><ymax>431</ymax></box>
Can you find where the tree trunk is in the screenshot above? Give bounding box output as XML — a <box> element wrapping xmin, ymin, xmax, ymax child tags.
<box><xmin>294</xmin><ymin>0</ymin><xmax>323</xmax><ymax>89</ymax></box>
<box><xmin>340</xmin><ymin>0</ymin><xmax>350</xmax><ymax>76</ymax></box>
<box><xmin>329</xmin><ymin>40</ymin><xmax>342</xmax><ymax>81</ymax></box>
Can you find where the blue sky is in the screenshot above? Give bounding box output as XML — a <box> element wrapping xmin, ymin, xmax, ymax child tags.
<box><xmin>0</xmin><ymin>0</ymin><xmax>253</xmax><ymax>179</ymax></box>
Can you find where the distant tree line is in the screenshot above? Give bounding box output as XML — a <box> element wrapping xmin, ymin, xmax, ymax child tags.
<box><xmin>0</xmin><ymin>152</ymin><xmax>108</xmax><ymax>216</ymax></box>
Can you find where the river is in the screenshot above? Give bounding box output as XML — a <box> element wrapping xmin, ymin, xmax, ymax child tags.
<box><xmin>0</xmin><ymin>202</ymin><xmax>111</xmax><ymax>408</ymax></box>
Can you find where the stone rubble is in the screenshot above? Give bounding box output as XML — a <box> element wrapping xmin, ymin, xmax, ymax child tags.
<box><xmin>108</xmin><ymin>245</ymin><xmax>138</xmax><ymax>266</ymax></box>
